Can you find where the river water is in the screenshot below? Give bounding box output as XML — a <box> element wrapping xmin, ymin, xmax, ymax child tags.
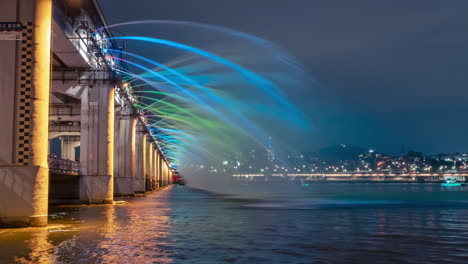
<box><xmin>2</xmin><ymin>183</ymin><xmax>468</xmax><ymax>263</ymax></box>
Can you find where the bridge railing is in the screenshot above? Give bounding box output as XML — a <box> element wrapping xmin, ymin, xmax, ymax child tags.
<box><xmin>48</xmin><ymin>156</ymin><xmax>80</xmax><ymax>174</ymax></box>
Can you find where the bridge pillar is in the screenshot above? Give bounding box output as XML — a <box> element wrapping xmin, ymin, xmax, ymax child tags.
<box><xmin>61</xmin><ymin>136</ymin><xmax>79</xmax><ymax>160</ymax></box>
<box><xmin>156</xmin><ymin>150</ymin><xmax>160</xmax><ymax>188</ymax></box>
<box><xmin>0</xmin><ymin>0</ymin><xmax>52</xmax><ymax>227</ymax></box>
<box><xmin>156</xmin><ymin>152</ymin><xmax>160</xmax><ymax>188</ymax></box>
<box><xmin>155</xmin><ymin>150</ymin><xmax>159</xmax><ymax>188</ymax></box>
<box><xmin>114</xmin><ymin>107</ymin><xmax>136</xmax><ymax>196</ymax></box>
<box><xmin>165</xmin><ymin>162</ymin><xmax>169</xmax><ymax>186</ymax></box>
<box><xmin>169</xmin><ymin>165</ymin><xmax>173</xmax><ymax>184</ymax></box>
<box><xmin>157</xmin><ymin>151</ymin><xmax>161</xmax><ymax>187</ymax></box>
<box><xmin>80</xmin><ymin>79</ymin><xmax>114</xmax><ymax>204</ymax></box>
<box><xmin>158</xmin><ymin>151</ymin><xmax>164</xmax><ymax>187</ymax></box>
<box><xmin>161</xmin><ymin>160</ymin><xmax>166</xmax><ymax>187</ymax></box>
<box><xmin>145</xmin><ymin>140</ymin><xmax>152</xmax><ymax>191</ymax></box>
<box><xmin>134</xmin><ymin>124</ymin><xmax>146</xmax><ymax>193</ymax></box>
<box><xmin>153</xmin><ymin>148</ymin><xmax>160</xmax><ymax>189</ymax></box>
<box><xmin>151</xmin><ymin>147</ymin><xmax>155</xmax><ymax>189</ymax></box>
<box><xmin>167</xmin><ymin>162</ymin><xmax>170</xmax><ymax>185</ymax></box>
<box><xmin>160</xmin><ymin>158</ymin><xmax>164</xmax><ymax>187</ymax></box>
<box><xmin>165</xmin><ymin>161</ymin><xmax>172</xmax><ymax>186</ymax></box>
<box><xmin>166</xmin><ymin>161</ymin><xmax>169</xmax><ymax>186</ymax></box>
<box><xmin>148</xmin><ymin>142</ymin><xmax>154</xmax><ymax>190</ymax></box>
<box><xmin>156</xmin><ymin>151</ymin><xmax>161</xmax><ymax>188</ymax></box>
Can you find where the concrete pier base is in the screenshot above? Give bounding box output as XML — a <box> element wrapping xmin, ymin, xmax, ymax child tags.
<box><xmin>0</xmin><ymin>166</ymin><xmax>48</xmax><ymax>227</ymax></box>
<box><xmin>114</xmin><ymin>177</ymin><xmax>135</xmax><ymax>196</ymax></box>
<box><xmin>80</xmin><ymin>175</ymin><xmax>113</xmax><ymax>204</ymax></box>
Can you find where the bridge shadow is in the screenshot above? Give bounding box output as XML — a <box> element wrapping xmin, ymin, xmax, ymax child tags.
<box><xmin>49</xmin><ymin>156</ymin><xmax>80</xmax><ymax>204</ymax></box>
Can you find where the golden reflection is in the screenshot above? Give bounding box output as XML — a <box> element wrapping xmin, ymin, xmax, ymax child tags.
<box><xmin>14</xmin><ymin>228</ymin><xmax>55</xmax><ymax>264</ymax></box>
<box><xmin>95</xmin><ymin>205</ymin><xmax>119</xmax><ymax>263</ymax></box>
<box><xmin>7</xmin><ymin>190</ymin><xmax>175</xmax><ymax>263</ymax></box>
<box><xmin>89</xmin><ymin>194</ymin><xmax>173</xmax><ymax>263</ymax></box>
<box><xmin>101</xmin><ymin>205</ymin><xmax>118</xmax><ymax>234</ymax></box>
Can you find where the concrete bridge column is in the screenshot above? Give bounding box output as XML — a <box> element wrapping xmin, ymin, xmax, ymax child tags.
<box><xmin>158</xmin><ymin>152</ymin><xmax>162</xmax><ymax>187</ymax></box>
<box><xmin>157</xmin><ymin>152</ymin><xmax>163</xmax><ymax>187</ymax></box>
<box><xmin>153</xmin><ymin>148</ymin><xmax>159</xmax><ymax>189</ymax></box>
<box><xmin>0</xmin><ymin>0</ymin><xmax>52</xmax><ymax>227</ymax></box>
<box><xmin>160</xmin><ymin>153</ymin><xmax>164</xmax><ymax>186</ymax></box>
<box><xmin>160</xmin><ymin>159</ymin><xmax>164</xmax><ymax>187</ymax></box>
<box><xmin>152</xmin><ymin>148</ymin><xmax>157</xmax><ymax>189</ymax></box>
<box><xmin>166</xmin><ymin>165</ymin><xmax>171</xmax><ymax>185</ymax></box>
<box><xmin>161</xmin><ymin>161</ymin><xmax>165</xmax><ymax>187</ymax></box>
<box><xmin>80</xmin><ymin>78</ymin><xmax>115</xmax><ymax>204</ymax></box>
<box><xmin>166</xmin><ymin>162</ymin><xmax>170</xmax><ymax>186</ymax></box>
<box><xmin>113</xmin><ymin>109</ymin><xmax>120</xmax><ymax>193</ymax></box>
<box><xmin>154</xmin><ymin>150</ymin><xmax>159</xmax><ymax>189</ymax></box>
<box><xmin>114</xmin><ymin>107</ymin><xmax>136</xmax><ymax>196</ymax></box>
<box><xmin>170</xmin><ymin>167</ymin><xmax>173</xmax><ymax>184</ymax></box>
<box><xmin>161</xmin><ymin>161</ymin><xmax>166</xmax><ymax>187</ymax></box>
<box><xmin>167</xmin><ymin>163</ymin><xmax>172</xmax><ymax>185</ymax></box>
<box><xmin>134</xmin><ymin>125</ymin><xmax>146</xmax><ymax>193</ymax></box>
<box><xmin>144</xmin><ymin>139</ymin><xmax>151</xmax><ymax>191</ymax></box>
<box><xmin>61</xmin><ymin>136</ymin><xmax>79</xmax><ymax>160</ymax></box>
<box><xmin>148</xmin><ymin>142</ymin><xmax>154</xmax><ymax>190</ymax></box>
<box><xmin>165</xmin><ymin>162</ymin><xmax>169</xmax><ymax>186</ymax></box>
<box><xmin>166</xmin><ymin>162</ymin><xmax>171</xmax><ymax>186</ymax></box>
<box><xmin>157</xmin><ymin>151</ymin><xmax>161</xmax><ymax>187</ymax></box>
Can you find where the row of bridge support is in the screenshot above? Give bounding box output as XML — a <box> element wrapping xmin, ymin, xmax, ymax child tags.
<box><xmin>80</xmin><ymin>80</ymin><xmax>173</xmax><ymax>204</ymax></box>
<box><xmin>0</xmin><ymin>0</ymin><xmax>173</xmax><ymax>227</ymax></box>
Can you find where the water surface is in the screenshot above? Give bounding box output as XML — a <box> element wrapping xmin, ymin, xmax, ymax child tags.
<box><xmin>2</xmin><ymin>183</ymin><xmax>468</xmax><ymax>263</ymax></box>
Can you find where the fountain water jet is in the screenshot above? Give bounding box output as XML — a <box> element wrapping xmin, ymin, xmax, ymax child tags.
<box><xmin>100</xmin><ymin>20</ymin><xmax>314</xmax><ymax>194</ymax></box>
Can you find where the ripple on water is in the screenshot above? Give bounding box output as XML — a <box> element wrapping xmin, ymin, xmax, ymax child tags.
<box><xmin>3</xmin><ymin>185</ymin><xmax>468</xmax><ymax>263</ymax></box>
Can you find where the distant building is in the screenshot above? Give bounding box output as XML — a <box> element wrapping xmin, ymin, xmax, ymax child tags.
<box><xmin>266</xmin><ymin>136</ymin><xmax>275</xmax><ymax>162</ymax></box>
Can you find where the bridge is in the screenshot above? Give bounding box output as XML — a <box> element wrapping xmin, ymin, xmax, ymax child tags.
<box><xmin>232</xmin><ymin>172</ymin><xmax>468</xmax><ymax>182</ymax></box>
<box><xmin>0</xmin><ymin>0</ymin><xmax>173</xmax><ymax>227</ymax></box>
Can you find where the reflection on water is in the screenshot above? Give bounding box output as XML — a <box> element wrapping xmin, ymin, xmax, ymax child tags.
<box><xmin>51</xmin><ymin>190</ymin><xmax>174</xmax><ymax>264</ymax></box>
<box><xmin>1</xmin><ymin>184</ymin><xmax>468</xmax><ymax>263</ymax></box>
<box><xmin>0</xmin><ymin>188</ymin><xmax>174</xmax><ymax>264</ymax></box>
<box><xmin>13</xmin><ymin>228</ymin><xmax>55</xmax><ymax>264</ymax></box>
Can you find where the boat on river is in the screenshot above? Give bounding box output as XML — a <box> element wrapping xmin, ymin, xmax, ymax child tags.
<box><xmin>441</xmin><ymin>178</ymin><xmax>465</xmax><ymax>187</ymax></box>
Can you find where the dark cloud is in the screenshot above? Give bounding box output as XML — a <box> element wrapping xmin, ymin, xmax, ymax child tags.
<box><xmin>99</xmin><ymin>0</ymin><xmax>468</xmax><ymax>154</ymax></box>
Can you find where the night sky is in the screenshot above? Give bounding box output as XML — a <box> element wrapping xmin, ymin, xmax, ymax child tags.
<box><xmin>98</xmin><ymin>0</ymin><xmax>468</xmax><ymax>155</ymax></box>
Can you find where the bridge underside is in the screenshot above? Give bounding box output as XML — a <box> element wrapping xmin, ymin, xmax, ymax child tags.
<box><xmin>0</xmin><ymin>0</ymin><xmax>173</xmax><ymax>227</ymax></box>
